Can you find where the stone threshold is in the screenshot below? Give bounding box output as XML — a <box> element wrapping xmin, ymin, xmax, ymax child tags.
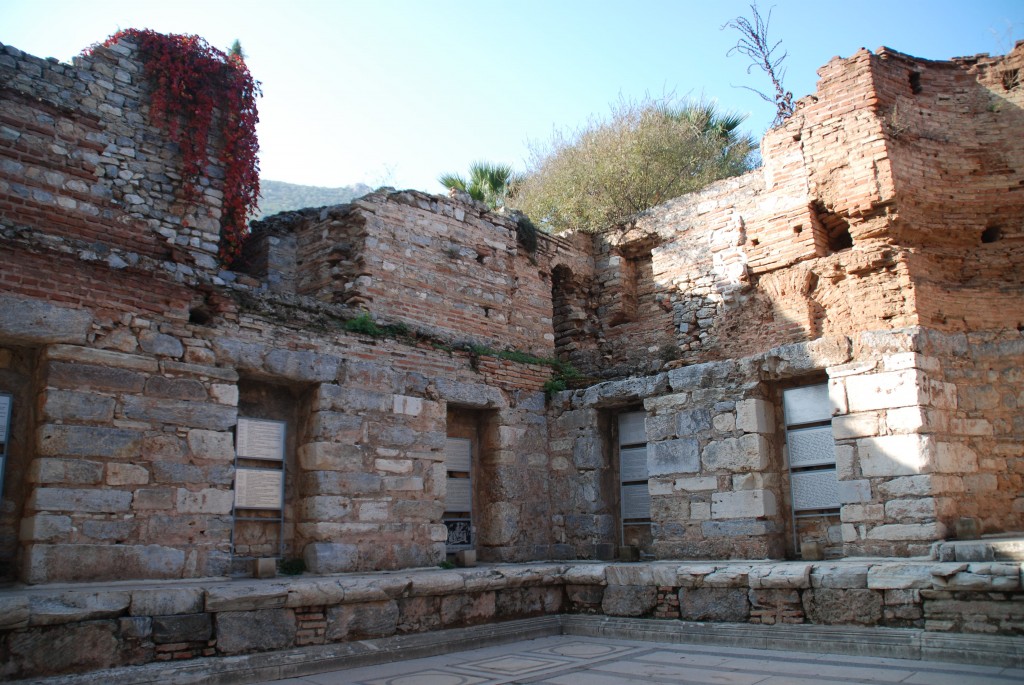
<box><xmin>12</xmin><ymin>614</ymin><xmax>1024</xmax><ymax>685</ymax></box>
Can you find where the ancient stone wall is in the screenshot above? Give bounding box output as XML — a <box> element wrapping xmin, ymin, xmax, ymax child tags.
<box><xmin>558</xmin><ymin>42</ymin><xmax>1024</xmax><ymax>380</ymax></box>
<box><xmin>0</xmin><ymin>39</ymin><xmax>565</xmax><ymax>584</ymax></box>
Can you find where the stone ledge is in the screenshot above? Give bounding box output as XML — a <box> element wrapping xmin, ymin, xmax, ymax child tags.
<box><xmin>9</xmin><ymin>615</ymin><xmax>1023</xmax><ymax>685</ymax></box>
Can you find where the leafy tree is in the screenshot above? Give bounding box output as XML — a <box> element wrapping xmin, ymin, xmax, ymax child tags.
<box><xmin>438</xmin><ymin>161</ymin><xmax>522</xmax><ymax>210</ymax></box>
<box><xmin>229</xmin><ymin>39</ymin><xmax>246</xmax><ymax>60</ymax></box>
<box><xmin>511</xmin><ymin>98</ymin><xmax>756</xmax><ymax>233</ymax></box>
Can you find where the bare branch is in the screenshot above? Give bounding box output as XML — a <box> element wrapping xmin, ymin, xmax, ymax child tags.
<box><xmin>723</xmin><ymin>4</ymin><xmax>794</xmax><ymax>127</ymax></box>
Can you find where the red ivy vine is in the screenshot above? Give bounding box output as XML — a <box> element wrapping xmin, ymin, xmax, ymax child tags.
<box><xmin>88</xmin><ymin>29</ymin><xmax>261</xmax><ymax>265</ymax></box>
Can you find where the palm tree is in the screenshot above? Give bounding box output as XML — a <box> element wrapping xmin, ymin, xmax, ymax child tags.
<box><xmin>438</xmin><ymin>161</ymin><xmax>523</xmax><ymax>210</ymax></box>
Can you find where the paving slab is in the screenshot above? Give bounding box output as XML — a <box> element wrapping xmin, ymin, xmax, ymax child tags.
<box><xmin>251</xmin><ymin>634</ymin><xmax>1024</xmax><ymax>685</ymax></box>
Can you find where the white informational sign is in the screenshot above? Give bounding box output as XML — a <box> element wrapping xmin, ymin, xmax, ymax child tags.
<box><xmin>235</xmin><ymin>468</ymin><xmax>284</xmax><ymax>509</ymax></box>
<box><xmin>620</xmin><ymin>446</ymin><xmax>649</xmax><ymax>483</ymax></box>
<box><xmin>0</xmin><ymin>394</ymin><xmax>10</xmax><ymax>444</ymax></box>
<box><xmin>236</xmin><ymin>418</ymin><xmax>286</xmax><ymax>461</ymax></box>
<box><xmin>618</xmin><ymin>411</ymin><xmax>646</xmax><ymax>446</ymax></box>
<box><xmin>445</xmin><ymin>477</ymin><xmax>472</xmax><ymax>513</ymax></box>
<box><xmin>621</xmin><ymin>483</ymin><xmax>652</xmax><ymax>520</ymax></box>
<box><xmin>445</xmin><ymin>438</ymin><xmax>472</xmax><ymax>472</ymax></box>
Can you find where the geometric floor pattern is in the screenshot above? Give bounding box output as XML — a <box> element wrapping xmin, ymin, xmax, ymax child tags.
<box><xmin>254</xmin><ymin>634</ymin><xmax>1024</xmax><ymax>685</ymax></box>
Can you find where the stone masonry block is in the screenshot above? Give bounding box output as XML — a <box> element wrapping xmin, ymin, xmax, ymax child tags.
<box><xmin>711</xmin><ymin>490</ymin><xmax>777</xmax><ymax>519</ymax></box>
<box><xmin>648</xmin><ymin>438</ymin><xmax>699</xmax><ymax>476</ymax></box>
<box><xmin>215</xmin><ymin>609</ymin><xmax>296</xmax><ymax>654</ymax></box>
<box><xmin>676</xmin><ymin>409</ymin><xmax>711</xmax><ymax>436</ymax></box>
<box><xmin>836</xmin><ymin>479</ymin><xmax>872</xmax><ymax>503</ymax></box>
<box><xmin>736</xmin><ymin>398</ymin><xmax>774</xmax><ymax>433</ymax></box>
<box><xmin>38</xmin><ymin>425</ymin><xmax>142</xmax><ymax>459</ymax></box>
<box><xmin>702</xmin><ymin>434</ymin><xmax>769</xmax><ymax>472</ymax></box>
<box><xmin>845</xmin><ymin>369</ymin><xmax>921</xmax><ymax>412</ymax></box>
<box><xmin>175</xmin><ymin>488</ymin><xmax>233</xmax><ymax>514</ymax></box>
<box><xmin>29</xmin><ymin>458</ymin><xmax>103</xmax><ymax>485</ymax></box>
<box><xmin>0</xmin><ymin>294</ymin><xmax>92</xmax><ymax>344</ymax></box>
<box><xmin>304</xmin><ymin>542</ymin><xmax>359</xmax><ymax>574</ymax></box>
<box><xmin>857</xmin><ymin>434</ymin><xmax>933</xmax><ymax>477</ymax></box>
<box><xmin>152</xmin><ymin>612</ymin><xmax>212</xmax><ymax>643</ymax></box>
<box><xmin>29</xmin><ymin>487</ymin><xmax>131</xmax><ymax>513</ymax></box>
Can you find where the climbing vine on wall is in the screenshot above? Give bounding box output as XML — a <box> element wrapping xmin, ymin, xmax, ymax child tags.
<box><xmin>89</xmin><ymin>29</ymin><xmax>261</xmax><ymax>265</ymax></box>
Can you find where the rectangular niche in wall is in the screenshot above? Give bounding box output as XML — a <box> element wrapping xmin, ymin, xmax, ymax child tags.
<box><xmin>783</xmin><ymin>382</ymin><xmax>840</xmax><ymax>554</ymax></box>
<box><xmin>618</xmin><ymin>410</ymin><xmax>652</xmax><ymax>553</ymax></box>
<box><xmin>443</xmin><ymin>436</ymin><xmax>473</xmax><ymax>551</ymax></box>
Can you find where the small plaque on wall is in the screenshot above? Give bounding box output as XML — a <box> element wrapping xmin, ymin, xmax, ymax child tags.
<box><xmin>0</xmin><ymin>394</ymin><xmax>10</xmax><ymax>444</ymax></box>
<box><xmin>236</xmin><ymin>418</ymin><xmax>286</xmax><ymax>461</ymax></box>
<box><xmin>445</xmin><ymin>438</ymin><xmax>472</xmax><ymax>472</ymax></box>
<box><xmin>621</xmin><ymin>483</ymin><xmax>652</xmax><ymax>520</ymax></box>
<box><xmin>235</xmin><ymin>468</ymin><xmax>284</xmax><ymax>509</ymax></box>
<box><xmin>445</xmin><ymin>477</ymin><xmax>472</xmax><ymax>513</ymax></box>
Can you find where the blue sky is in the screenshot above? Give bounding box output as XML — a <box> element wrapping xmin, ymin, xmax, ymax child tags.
<box><xmin>2</xmin><ymin>1</ymin><xmax>1021</xmax><ymax>194</ymax></box>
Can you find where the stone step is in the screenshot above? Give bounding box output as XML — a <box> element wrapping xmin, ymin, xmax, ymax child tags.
<box><xmin>933</xmin><ymin>535</ymin><xmax>1024</xmax><ymax>562</ymax></box>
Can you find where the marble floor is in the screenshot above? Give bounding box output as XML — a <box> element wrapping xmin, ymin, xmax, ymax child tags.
<box><xmin>253</xmin><ymin>634</ymin><xmax>1024</xmax><ymax>685</ymax></box>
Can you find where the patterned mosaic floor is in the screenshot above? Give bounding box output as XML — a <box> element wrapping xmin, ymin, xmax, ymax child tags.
<box><xmin>255</xmin><ymin>634</ymin><xmax>1024</xmax><ymax>685</ymax></box>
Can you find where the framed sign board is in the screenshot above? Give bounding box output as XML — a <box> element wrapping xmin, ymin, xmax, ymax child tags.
<box><xmin>235</xmin><ymin>468</ymin><xmax>284</xmax><ymax>509</ymax></box>
<box><xmin>236</xmin><ymin>418</ymin><xmax>286</xmax><ymax>461</ymax></box>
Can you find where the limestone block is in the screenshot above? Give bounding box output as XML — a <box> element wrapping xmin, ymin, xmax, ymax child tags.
<box><xmin>884</xmin><ymin>497</ymin><xmax>936</xmax><ymax>521</ymax></box>
<box><xmin>374</xmin><ymin>458</ymin><xmax>412</xmax><ymax>474</ymax></box>
<box><xmin>38</xmin><ymin>425</ymin><xmax>143</xmax><ymax>458</ymax></box>
<box><xmin>479</xmin><ymin>502</ymin><xmax>519</xmax><ymax>546</ymax></box>
<box><xmin>29</xmin><ymin>487</ymin><xmax>131</xmax><ymax>513</ymax></box>
<box><xmin>144</xmin><ymin>376</ymin><xmax>206</xmax><ymax>400</ymax></box>
<box><xmin>186</xmin><ymin>429</ymin><xmax>235</xmax><ymax>461</ymax></box>
<box><xmin>0</xmin><ymin>595</ymin><xmax>29</xmax><ymax>630</ymax></box>
<box><xmin>645</xmin><ymin>414</ymin><xmax>675</xmax><ymax>441</ymax></box>
<box><xmin>29</xmin><ymin>458</ymin><xmax>104</xmax><ymax>485</ymax></box>
<box><xmin>836</xmin><ymin>479</ymin><xmax>872</xmax><ymax>503</ymax></box>
<box><xmin>702</xmin><ymin>434</ymin><xmax>769</xmax><ymax>472</ymax></box>
<box><xmin>845</xmin><ymin>369</ymin><xmax>921</xmax><ymax>412</ymax></box>
<box><xmin>130</xmin><ymin>587</ymin><xmax>204</xmax><ymax>616</ymax></box>
<box><xmin>865</xmin><ymin>522</ymin><xmax>946</xmax><ymax>542</ymax></box>
<box><xmin>205</xmin><ymin>583</ymin><xmax>288</xmax><ymax>612</ymax></box>
<box><xmin>175</xmin><ymin>487</ymin><xmax>233</xmax><ymax>514</ymax></box>
<box><xmin>643</xmin><ymin>392</ymin><xmax>690</xmax><ymax>412</ymax></box>
<box><xmin>210</xmin><ymin>383</ymin><xmax>238</xmax><ymax>406</ymax></box>
<box><xmin>572</xmin><ymin>432</ymin><xmax>605</xmax><ymax>469</ymax></box>
<box><xmin>702</xmin><ymin>519</ymin><xmax>777</xmax><ymax>537</ymax></box>
<box><xmin>605</xmin><ymin>565</ymin><xmax>654</xmax><ymax>586</ymax></box>
<box><xmin>712</xmin><ymin>412</ymin><xmax>736</xmax><ymax>432</ymax></box>
<box><xmin>691</xmin><ymin>502</ymin><xmax>711</xmax><ymax>519</ymax></box>
<box><xmin>5</xmin><ymin>620</ymin><xmax>119</xmax><ymax>676</ymax></box>
<box><xmin>809</xmin><ymin>563</ymin><xmax>871</xmax><ymax>588</ymax></box>
<box><xmin>835</xmin><ymin>444</ymin><xmax>856</xmax><ymax>479</ymax></box>
<box><xmin>582</xmin><ymin>374</ymin><xmax>668</xmax><ymax>407</ymax></box>
<box><xmin>759</xmin><ymin>336</ymin><xmax>851</xmax><ymax>377</ymax></box>
<box><xmin>0</xmin><ymin>294</ymin><xmax>92</xmax><ymax>344</ymax></box>
<box><xmin>711</xmin><ymin>489</ymin><xmax>777</xmax><ymax>519</ymax></box>
<box><xmin>409</xmin><ymin>571</ymin><xmax>465</xmax><ymax>597</ymax></box>
<box><xmin>216</xmin><ymin>608</ymin><xmax>296</xmax><ymax>654</ymax></box>
<box><xmin>831</xmin><ymin>412</ymin><xmax>881</xmax><ymax>440</ymax></box>
<box><xmin>885</xmin><ymin>406</ymin><xmax>928</xmax><ymax>434</ymax></box>
<box><xmin>676</xmin><ymin>408</ymin><xmax>711</xmax><ymax>436</ymax></box>
<box><xmin>678</xmin><ymin>587</ymin><xmax>749</xmax><ymax>621</ymax></box>
<box><xmin>749</xmin><ymin>564</ymin><xmax>811</xmax><ymax>589</ymax></box>
<box><xmin>123</xmin><ymin>396</ymin><xmax>237</xmax><ymax>431</ymax></box>
<box><xmin>326</xmin><ymin>600</ymin><xmax>399</xmax><ymax>640</ymax></box>
<box><xmin>353</xmin><ymin>499</ymin><xmax>388</xmax><ymax>522</ymax></box>
<box><xmin>264</xmin><ymin>348</ymin><xmax>340</xmax><ymax>382</ymax></box>
<box><xmin>857</xmin><ymin>434</ymin><xmax>932</xmax><ymax>477</ymax></box>
<box><xmin>648</xmin><ymin>437</ymin><xmax>699</xmax><ymax>476</ymax></box>
<box><xmin>106</xmin><ymin>463</ymin><xmax>149</xmax><ymax>486</ymax></box>
<box><xmin>19</xmin><ymin>514</ymin><xmax>72</xmax><ymax>541</ymax></box>
<box><xmin>736</xmin><ymin>398</ymin><xmax>774</xmax><ymax>433</ymax></box>
<box><xmin>934</xmin><ymin>442</ymin><xmax>978</xmax><ymax>473</ymax></box>
<box><xmin>298</xmin><ymin>441</ymin><xmax>365</xmax><ymax>471</ymax></box>
<box><xmin>132</xmin><ymin>487</ymin><xmax>174</xmax><ymax>509</ymax></box>
<box><xmin>840</xmin><ymin>504</ymin><xmax>884</xmax><ymax>522</ymax></box>
<box><xmin>878</xmin><ymin>475</ymin><xmax>933</xmax><ymax>498</ymax></box>
<box><xmin>138</xmin><ymin>330</ymin><xmax>184</xmax><ymax>358</ymax></box>
<box><xmin>803</xmin><ymin>588</ymin><xmax>882</xmax><ymax>625</ymax></box>
<box><xmin>298</xmin><ymin>496</ymin><xmax>351</xmax><ymax>521</ymax></box>
<box><xmin>24</xmin><ymin>544</ymin><xmax>185</xmax><ymax>584</ymax></box>
<box><xmin>675</xmin><ymin>476</ymin><xmax>717</xmax><ymax>491</ymax></box>
<box><xmin>393</xmin><ymin>394</ymin><xmax>423</xmax><ymax>415</ymax></box>
<box><xmin>703</xmin><ymin>565</ymin><xmax>752</xmax><ymax>587</ymax></box>
<box><xmin>601</xmin><ymin>584</ymin><xmax>657</xmax><ymax>617</ymax></box>
<box><xmin>304</xmin><ymin>542</ymin><xmax>359</xmax><ymax>574</ymax></box>
<box><xmin>648</xmin><ymin>479</ymin><xmax>673</xmax><ymax>496</ymax></box>
<box><xmin>563</xmin><ymin>564</ymin><xmax>608</xmax><ymax>585</ymax></box>
<box><xmin>732</xmin><ymin>473</ymin><xmax>765</xmax><ymax>491</ymax></box>
<box><xmin>963</xmin><ymin>473</ymin><xmax>998</xmax><ymax>493</ymax></box>
<box><xmin>28</xmin><ymin>591</ymin><xmax>130</xmax><ymax>627</ymax></box>
<box><xmin>434</xmin><ymin>378</ymin><xmax>506</xmax><ymax>408</ymax></box>
<box><xmin>151</xmin><ymin>612</ymin><xmax>212</xmax><ymax>643</ymax></box>
<box><xmin>42</xmin><ymin>390</ymin><xmax>115</xmax><ymax>422</ymax></box>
